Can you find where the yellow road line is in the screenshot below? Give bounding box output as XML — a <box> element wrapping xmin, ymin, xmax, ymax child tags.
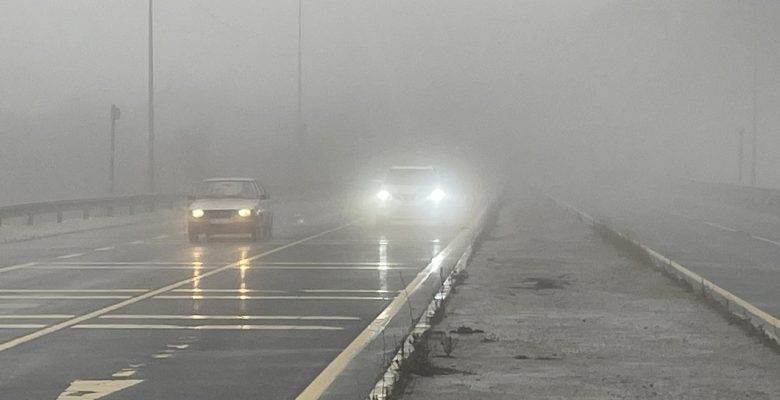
<box><xmin>99</xmin><ymin>314</ymin><xmax>360</xmax><ymax>321</ymax></box>
<box><xmin>72</xmin><ymin>323</ymin><xmax>343</xmax><ymax>331</ymax></box>
<box><xmin>0</xmin><ymin>222</ymin><xmax>353</xmax><ymax>353</ymax></box>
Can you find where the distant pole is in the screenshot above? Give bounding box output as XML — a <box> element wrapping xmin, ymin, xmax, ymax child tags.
<box><xmin>751</xmin><ymin>1</ymin><xmax>758</xmax><ymax>186</ymax></box>
<box><xmin>110</xmin><ymin>104</ymin><xmax>121</xmax><ymax>193</ymax></box>
<box><xmin>738</xmin><ymin>129</ymin><xmax>744</xmax><ymax>184</ymax></box>
<box><xmin>148</xmin><ymin>0</ymin><xmax>156</xmax><ymax>192</ymax></box>
<box><xmin>297</xmin><ymin>0</ymin><xmax>304</xmax><ymax>146</ymax></box>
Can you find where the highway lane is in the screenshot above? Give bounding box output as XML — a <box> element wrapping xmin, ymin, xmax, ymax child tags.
<box><xmin>0</xmin><ymin>204</ymin><xmax>459</xmax><ymax>399</ymax></box>
<box><xmin>557</xmin><ymin>184</ymin><xmax>780</xmax><ymax>319</ymax></box>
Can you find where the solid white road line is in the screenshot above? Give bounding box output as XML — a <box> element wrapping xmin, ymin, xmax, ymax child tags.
<box><xmin>750</xmin><ymin>235</ymin><xmax>780</xmax><ymax>247</ymax></box>
<box><xmin>0</xmin><ymin>289</ymin><xmax>147</xmax><ymax>293</ymax></box>
<box><xmin>0</xmin><ymin>222</ymin><xmax>352</xmax><ymax>353</ymax></box>
<box><xmin>0</xmin><ymin>324</ymin><xmax>48</xmax><ymax>329</ymax></box>
<box><xmin>93</xmin><ymin>246</ymin><xmax>116</xmax><ymax>252</ymax></box>
<box><xmin>0</xmin><ymin>314</ymin><xmax>74</xmax><ymax>319</ymax></box>
<box><xmin>0</xmin><ymin>295</ymin><xmax>132</xmax><ymax>300</ymax></box>
<box><xmin>702</xmin><ymin>221</ymin><xmax>739</xmax><ymax>232</ymax></box>
<box><xmin>153</xmin><ymin>295</ymin><xmax>388</xmax><ymax>301</ymax></box>
<box><xmin>72</xmin><ymin>324</ymin><xmax>343</xmax><ymax>331</ymax></box>
<box><xmin>98</xmin><ymin>314</ymin><xmax>360</xmax><ymax>321</ymax></box>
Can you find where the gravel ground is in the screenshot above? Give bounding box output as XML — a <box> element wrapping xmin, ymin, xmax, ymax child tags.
<box><xmin>400</xmin><ymin>190</ymin><xmax>780</xmax><ymax>400</ymax></box>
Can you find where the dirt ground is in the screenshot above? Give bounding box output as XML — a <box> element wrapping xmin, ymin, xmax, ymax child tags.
<box><xmin>399</xmin><ymin>191</ymin><xmax>780</xmax><ymax>400</ymax></box>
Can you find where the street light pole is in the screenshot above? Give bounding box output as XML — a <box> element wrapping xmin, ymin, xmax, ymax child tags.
<box><xmin>297</xmin><ymin>0</ymin><xmax>304</xmax><ymax>146</ymax></box>
<box><xmin>110</xmin><ymin>104</ymin><xmax>121</xmax><ymax>194</ymax></box>
<box><xmin>148</xmin><ymin>0</ymin><xmax>156</xmax><ymax>193</ymax></box>
<box><xmin>751</xmin><ymin>1</ymin><xmax>758</xmax><ymax>187</ymax></box>
<box><xmin>738</xmin><ymin>128</ymin><xmax>744</xmax><ymax>184</ymax></box>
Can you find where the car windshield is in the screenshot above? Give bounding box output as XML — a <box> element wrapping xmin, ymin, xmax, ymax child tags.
<box><xmin>198</xmin><ymin>181</ymin><xmax>257</xmax><ymax>199</ymax></box>
<box><xmin>385</xmin><ymin>169</ymin><xmax>438</xmax><ymax>186</ymax></box>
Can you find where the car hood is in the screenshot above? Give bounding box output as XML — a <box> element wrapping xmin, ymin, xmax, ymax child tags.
<box><xmin>189</xmin><ymin>198</ymin><xmax>259</xmax><ymax>210</ymax></box>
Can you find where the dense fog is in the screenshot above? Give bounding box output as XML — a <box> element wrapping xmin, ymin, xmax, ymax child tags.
<box><xmin>2</xmin><ymin>0</ymin><xmax>780</xmax><ymax>204</ymax></box>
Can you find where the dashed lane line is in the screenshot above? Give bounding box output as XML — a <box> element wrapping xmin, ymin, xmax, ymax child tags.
<box><xmin>56</xmin><ymin>379</ymin><xmax>143</xmax><ymax>400</ymax></box>
<box><xmin>55</xmin><ymin>252</ymin><xmax>87</xmax><ymax>259</ymax></box>
<box><xmin>0</xmin><ymin>222</ymin><xmax>352</xmax><ymax>353</ymax></box>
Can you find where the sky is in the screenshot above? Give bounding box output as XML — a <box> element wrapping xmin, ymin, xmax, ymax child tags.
<box><xmin>1</xmin><ymin>0</ymin><xmax>779</xmax><ymax>204</ymax></box>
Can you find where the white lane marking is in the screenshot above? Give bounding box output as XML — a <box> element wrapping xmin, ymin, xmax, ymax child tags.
<box><xmin>73</xmin><ymin>324</ymin><xmax>344</xmax><ymax>331</ymax></box>
<box><xmin>0</xmin><ymin>223</ymin><xmax>353</xmax><ymax>353</ymax></box>
<box><xmin>56</xmin><ymin>379</ymin><xmax>143</xmax><ymax>400</ymax></box>
<box><xmin>153</xmin><ymin>295</ymin><xmax>388</xmax><ymax>301</ymax></box>
<box><xmin>93</xmin><ymin>246</ymin><xmax>116</xmax><ymax>252</ymax></box>
<box><xmin>47</xmin><ymin>262</ymin><xmax>210</xmax><ymax>265</ymax></box>
<box><xmin>0</xmin><ymin>324</ymin><xmax>48</xmax><ymax>329</ymax></box>
<box><xmin>750</xmin><ymin>235</ymin><xmax>780</xmax><ymax>247</ymax></box>
<box><xmin>27</xmin><ymin>266</ymin><xmax>218</xmax><ymax>270</ymax></box>
<box><xmin>0</xmin><ymin>289</ymin><xmax>147</xmax><ymax>293</ymax></box>
<box><xmin>129</xmin><ymin>240</ymin><xmax>145</xmax><ymax>245</ymax></box>
<box><xmin>0</xmin><ymin>314</ymin><xmax>74</xmax><ymax>319</ymax></box>
<box><xmin>152</xmin><ymin>353</ymin><xmax>172</xmax><ymax>359</ymax></box>
<box><xmin>167</xmin><ymin>344</ymin><xmax>189</xmax><ymax>349</ymax></box>
<box><xmin>152</xmin><ymin>235</ymin><xmax>169</xmax><ymax>240</ymax></box>
<box><xmin>99</xmin><ymin>314</ymin><xmax>360</xmax><ymax>321</ymax></box>
<box><xmin>0</xmin><ymin>295</ymin><xmax>132</xmax><ymax>300</ymax></box>
<box><xmin>0</xmin><ymin>262</ymin><xmax>37</xmax><ymax>274</ymax></box>
<box><xmin>246</xmin><ymin>266</ymin><xmax>415</xmax><ymax>270</ymax></box>
<box><xmin>170</xmin><ymin>289</ymin><xmax>286</xmax><ymax>293</ymax></box>
<box><xmin>301</xmin><ymin>289</ymin><xmax>399</xmax><ymax>294</ymax></box>
<box><xmin>55</xmin><ymin>253</ymin><xmax>87</xmax><ymax>259</ymax></box>
<box><xmin>256</xmin><ymin>262</ymin><xmax>408</xmax><ymax>266</ymax></box>
<box><xmin>111</xmin><ymin>369</ymin><xmax>137</xmax><ymax>378</ymax></box>
<box><xmin>702</xmin><ymin>221</ymin><xmax>739</xmax><ymax>232</ymax></box>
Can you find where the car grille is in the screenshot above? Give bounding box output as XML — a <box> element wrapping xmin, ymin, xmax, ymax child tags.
<box><xmin>204</xmin><ymin>210</ymin><xmax>236</xmax><ymax>218</ymax></box>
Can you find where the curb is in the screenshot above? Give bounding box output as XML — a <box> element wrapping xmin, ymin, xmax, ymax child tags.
<box><xmin>364</xmin><ymin>200</ymin><xmax>499</xmax><ymax>400</ymax></box>
<box><xmin>548</xmin><ymin>195</ymin><xmax>780</xmax><ymax>346</ymax></box>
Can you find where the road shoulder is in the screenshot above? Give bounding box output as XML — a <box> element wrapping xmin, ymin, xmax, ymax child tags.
<box><xmin>400</xmin><ymin>191</ymin><xmax>780</xmax><ymax>399</ymax></box>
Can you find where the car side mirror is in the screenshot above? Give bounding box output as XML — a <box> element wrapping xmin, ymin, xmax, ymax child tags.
<box><xmin>260</xmin><ymin>194</ymin><xmax>270</xmax><ymax>200</ymax></box>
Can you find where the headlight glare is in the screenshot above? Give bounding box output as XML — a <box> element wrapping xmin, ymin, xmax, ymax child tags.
<box><xmin>376</xmin><ymin>190</ymin><xmax>391</xmax><ymax>201</ymax></box>
<box><xmin>238</xmin><ymin>208</ymin><xmax>252</xmax><ymax>217</ymax></box>
<box><xmin>191</xmin><ymin>209</ymin><xmax>205</xmax><ymax>218</ymax></box>
<box><xmin>428</xmin><ymin>188</ymin><xmax>446</xmax><ymax>202</ymax></box>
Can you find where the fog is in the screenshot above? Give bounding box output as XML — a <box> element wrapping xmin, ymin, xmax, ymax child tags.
<box><xmin>2</xmin><ymin>0</ymin><xmax>780</xmax><ymax>204</ymax></box>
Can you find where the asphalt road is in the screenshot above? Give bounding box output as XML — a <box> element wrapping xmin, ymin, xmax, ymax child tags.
<box><xmin>0</xmin><ymin>205</ymin><xmax>459</xmax><ymax>399</ymax></box>
<box><xmin>557</xmin><ymin>183</ymin><xmax>780</xmax><ymax>320</ymax></box>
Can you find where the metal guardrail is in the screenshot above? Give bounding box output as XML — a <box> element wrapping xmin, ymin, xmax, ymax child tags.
<box><xmin>0</xmin><ymin>194</ymin><xmax>187</xmax><ymax>226</ymax></box>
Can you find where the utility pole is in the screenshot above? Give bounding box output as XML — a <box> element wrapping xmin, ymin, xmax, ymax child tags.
<box><xmin>738</xmin><ymin>129</ymin><xmax>745</xmax><ymax>184</ymax></box>
<box><xmin>297</xmin><ymin>0</ymin><xmax>304</xmax><ymax>146</ymax></box>
<box><xmin>148</xmin><ymin>0</ymin><xmax>156</xmax><ymax>193</ymax></box>
<box><xmin>110</xmin><ymin>104</ymin><xmax>121</xmax><ymax>193</ymax></box>
<box><xmin>751</xmin><ymin>0</ymin><xmax>758</xmax><ymax>186</ymax></box>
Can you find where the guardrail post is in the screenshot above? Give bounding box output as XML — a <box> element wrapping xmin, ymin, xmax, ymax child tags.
<box><xmin>27</xmin><ymin>214</ymin><xmax>34</xmax><ymax>226</ymax></box>
<box><xmin>57</xmin><ymin>211</ymin><xmax>63</xmax><ymax>223</ymax></box>
<box><xmin>82</xmin><ymin>209</ymin><xmax>89</xmax><ymax>220</ymax></box>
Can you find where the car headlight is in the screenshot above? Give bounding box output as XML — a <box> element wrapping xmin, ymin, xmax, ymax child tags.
<box><xmin>428</xmin><ymin>188</ymin><xmax>446</xmax><ymax>202</ymax></box>
<box><xmin>238</xmin><ymin>208</ymin><xmax>253</xmax><ymax>217</ymax></box>
<box><xmin>376</xmin><ymin>190</ymin><xmax>391</xmax><ymax>201</ymax></box>
<box><xmin>191</xmin><ymin>209</ymin><xmax>205</xmax><ymax>218</ymax></box>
